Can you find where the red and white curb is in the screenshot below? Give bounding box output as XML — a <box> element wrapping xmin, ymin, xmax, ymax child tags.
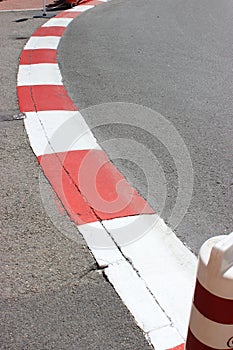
<box><xmin>17</xmin><ymin>1</ymin><xmax>197</xmax><ymax>349</ymax></box>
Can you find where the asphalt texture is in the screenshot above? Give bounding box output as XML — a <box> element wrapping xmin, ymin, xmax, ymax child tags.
<box><xmin>0</xmin><ymin>10</ymin><xmax>153</xmax><ymax>350</ymax></box>
<box><xmin>58</xmin><ymin>0</ymin><xmax>233</xmax><ymax>254</ymax></box>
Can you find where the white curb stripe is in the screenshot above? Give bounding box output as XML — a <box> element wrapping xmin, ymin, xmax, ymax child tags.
<box><xmin>103</xmin><ymin>214</ymin><xmax>196</xmax><ymax>339</ymax></box>
<box><xmin>25</xmin><ymin>111</ymin><xmax>101</xmax><ymax>156</ymax></box>
<box><xmin>24</xmin><ymin>112</ymin><xmax>53</xmax><ymax>156</ymax></box>
<box><xmin>42</xmin><ymin>18</ymin><xmax>73</xmax><ymax>27</ymax></box>
<box><xmin>79</xmin><ymin>221</ymin><xmax>182</xmax><ymax>347</ymax></box>
<box><xmin>79</xmin><ymin>221</ymin><xmax>124</xmax><ymax>265</ymax></box>
<box><xmin>105</xmin><ymin>260</ymin><xmax>171</xmax><ymax>332</ymax></box>
<box><xmin>79</xmin><ymin>217</ymin><xmax>190</xmax><ymax>348</ymax></box>
<box><xmin>149</xmin><ymin>326</ymin><xmax>184</xmax><ymax>350</ymax></box>
<box><xmin>24</xmin><ymin>36</ymin><xmax>61</xmax><ymax>50</ymax></box>
<box><xmin>66</xmin><ymin>5</ymin><xmax>95</xmax><ymax>12</ymax></box>
<box><xmin>18</xmin><ymin>64</ymin><xmax>62</xmax><ymax>86</ymax></box>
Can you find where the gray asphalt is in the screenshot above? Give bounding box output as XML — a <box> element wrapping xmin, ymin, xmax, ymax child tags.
<box><xmin>58</xmin><ymin>0</ymin><xmax>233</xmax><ymax>254</ymax></box>
<box><xmin>0</xmin><ymin>10</ymin><xmax>152</xmax><ymax>350</ymax></box>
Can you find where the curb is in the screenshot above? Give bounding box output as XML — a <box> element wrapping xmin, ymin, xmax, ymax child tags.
<box><xmin>17</xmin><ymin>1</ymin><xmax>196</xmax><ymax>348</ymax></box>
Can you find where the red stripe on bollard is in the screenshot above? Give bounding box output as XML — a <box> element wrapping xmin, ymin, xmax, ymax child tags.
<box><xmin>186</xmin><ymin>234</ymin><xmax>233</xmax><ymax>350</ymax></box>
<box><xmin>186</xmin><ymin>328</ymin><xmax>226</xmax><ymax>350</ymax></box>
<box><xmin>193</xmin><ymin>278</ymin><xmax>233</xmax><ymax>325</ymax></box>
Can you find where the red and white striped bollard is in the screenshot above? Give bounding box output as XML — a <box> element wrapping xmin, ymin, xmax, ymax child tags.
<box><xmin>186</xmin><ymin>232</ymin><xmax>233</xmax><ymax>350</ymax></box>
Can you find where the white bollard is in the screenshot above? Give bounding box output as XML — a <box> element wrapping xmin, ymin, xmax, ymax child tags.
<box><xmin>186</xmin><ymin>232</ymin><xmax>233</xmax><ymax>350</ymax></box>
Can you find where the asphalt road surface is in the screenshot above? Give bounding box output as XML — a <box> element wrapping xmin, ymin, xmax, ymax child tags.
<box><xmin>58</xmin><ymin>0</ymin><xmax>233</xmax><ymax>254</ymax></box>
<box><xmin>0</xmin><ymin>9</ymin><xmax>153</xmax><ymax>350</ymax></box>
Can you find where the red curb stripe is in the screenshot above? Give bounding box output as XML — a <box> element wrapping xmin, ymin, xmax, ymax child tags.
<box><xmin>38</xmin><ymin>153</ymin><xmax>98</xmax><ymax>225</ymax></box>
<box><xmin>194</xmin><ymin>278</ymin><xmax>233</xmax><ymax>324</ymax></box>
<box><xmin>17</xmin><ymin>85</ymin><xmax>77</xmax><ymax>112</ymax></box>
<box><xmin>20</xmin><ymin>49</ymin><xmax>57</xmax><ymax>65</ymax></box>
<box><xmin>186</xmin><ymin>328</ymin><xmax>226</xmax><ymax>350</ymax></box>
<box><xmin>32</xmin><ymin>26</ymin><xmax>66</xmax><ymax>37</ymax></box>
<box><xmin>55</xmin><ymin>11</ymin><xmax>81</xmax><ymax>18</ymax></box>
<box><xmin>38</xmin><ymin>150</ymin><xmax>154</xmax><ymax>224</ymax></box>
<box><xmin>84</xmin><ymin>0</ymin><xmax>105</xmax><ymax>4</ymax></box>
<box><xmin>167</xmin><ymin>345</ymin><xmax>185</xmax><ymax>350</ymax></box>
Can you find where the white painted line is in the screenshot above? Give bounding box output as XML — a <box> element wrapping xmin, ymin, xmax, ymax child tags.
<box><xmin>79</xmin><ymin>223</ymin><xmax>171</xmax><ymax>334</ymax></box>
<box><xmin>29</xmin><ymin>110</ymin><xmax>101</xmax><ymax>155</ymax></box>
<box><xmin>24</xmin><ymin>36</ymin><xmax>61</xmax><ymax>50</ymax></box>
<box><xmin>42</xmin><ymin>18</ymin><xmax>73</xmax><ymax>27</ymax></box>
<box><xmin>79</xmin><ymin>221</ymin><xmax>124</xmax><ymax>266</ymax></box>
<box><xmin>24</xmin><ymin>112</ymin><xmax>53</xmax><ymax>157</ymax></box>
<box><xmin>149</xmin><ymin>325</ymin><xmax>184</xmax><ymax>350</ymax></box>
<box><xmin>105</xmin><ymin>260</ymin><xmax>171</xmax><ymax>333</ymax></box>
<box><xmin>66</xmin><ymin>5</ymin><xmax>95</xmax><ymax>12</ymax></box>
<box><xmin>103</xmin><ymin>214</ymin><xmax>197</xmax><ymax>339</ymax></box>
<box><xmin>18</xmin><ymin>64</ymin><xmax>62</xmax><ymax>86</ymax></box>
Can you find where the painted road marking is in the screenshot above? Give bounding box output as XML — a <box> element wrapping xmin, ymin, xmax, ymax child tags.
<box><xmin>24</xmin><ymin>36</ymin><xmax>61</xmax><ymax>50</ymax></box>
<box><xmin>42</xmin><ymin>17</ymin><xmax>73</xmax><ymax>27</ymax></box>
<box><xmin>20</xmin><ymin>49</ymin><xmax>57</xmax><ymax>65</ymax></box>
<box><xmin>32</xmin><ymin>26</ymin><xmax>66</xmax><ymax>37</ymax></box>
<box><xmin>18</xmin><ymin>63</ymin><xmax>63</xmax><ymax>86</ymax></box>
<box><xmin>25</xmin><ymin>111</ymin><xmax>101</xmax><ymax>153</ymax></box>
<box><xmin>103</xmin><ymin>215</ymin><xmax>196</xmax><ymax>338</ymax></box>
<box><xmin>38</xmin><ymin>150</ymin><xmax>154</xmax><ymax>224</ymax></box>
